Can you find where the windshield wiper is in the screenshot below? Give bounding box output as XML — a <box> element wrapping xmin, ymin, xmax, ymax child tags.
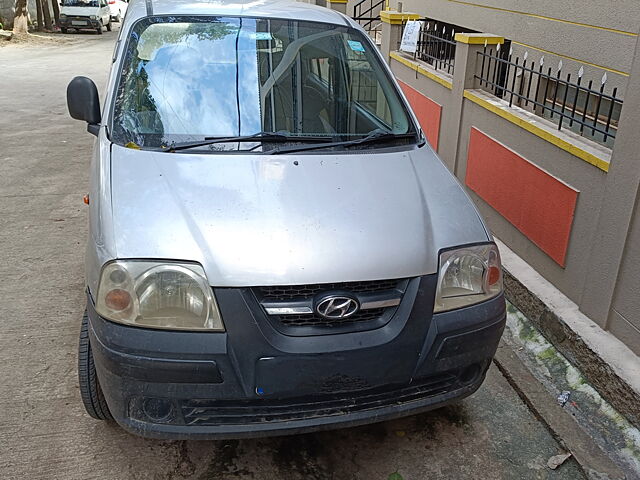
<box><xmin>266</xmin><ymin>130</ymin><xmax>418</xmax><ymax>155</ymax></box>
<box><xmin>159</xmin><ymin>132</ymin><xmax>333</xmax><ymax>152</ymax></box>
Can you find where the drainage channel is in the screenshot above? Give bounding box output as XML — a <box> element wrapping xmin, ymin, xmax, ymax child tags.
<box><xmin>499</xmin><ymin>301</ymin><xmax>640</xmax><ymax>478</ymax></box>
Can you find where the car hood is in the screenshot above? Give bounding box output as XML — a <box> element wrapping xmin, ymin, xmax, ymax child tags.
<box><xmin>109</xmin><ymin>144</ymin><xmax>488</xmax><ymax>286</ymax></box>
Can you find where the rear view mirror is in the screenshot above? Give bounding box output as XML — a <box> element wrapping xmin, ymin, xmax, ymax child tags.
<box><xmin>67</xmin><ymin>76</ymin><xmax>101</xmax><ymax>136</ymax></box>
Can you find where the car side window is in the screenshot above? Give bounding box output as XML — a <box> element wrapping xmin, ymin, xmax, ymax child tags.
<box><xmin>309</xmin><ymin>57</ymin><xmax>330</xmax><ymax>86</ymax></box>
<box><xmin>341</xmin><ymin>39</ymin><xmax>393</xmax><ymax>126</ymax></box>
<box><xmin>302</xmin><ymin>37</ymin><xmax>395</xmax><ymax>132</ymax></box>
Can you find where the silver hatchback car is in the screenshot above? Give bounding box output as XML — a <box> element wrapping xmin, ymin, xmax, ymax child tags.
<box><xmin>66</xmin><ymin>0</ymin><xmax>505</xmax><ymax>439</ymax></box>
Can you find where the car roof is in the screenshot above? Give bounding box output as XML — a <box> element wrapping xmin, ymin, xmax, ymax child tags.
<box><xmin>124</xmin><ymin>0</ymin><xmax>353</xmax><ymax>27</ymax></box>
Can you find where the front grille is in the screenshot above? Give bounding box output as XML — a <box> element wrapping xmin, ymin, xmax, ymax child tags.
<box><xmin>254</xmin><ymin>278</ymin><xmax>410</xmax><ymax>333</ymax></box>
<box><xmin>181</xmin><ymin>373</ymin><xmax>457</xmax><ymax>426</ymax></box>
<box><xmin>257</xmin><ymin>279</ymin><xmax>403</xmax><ymax>301</ymax></box>
<box><xmin>278</xmin><ymin>308</ymin><xmax>385</xmax><ymax>327</ymax></box>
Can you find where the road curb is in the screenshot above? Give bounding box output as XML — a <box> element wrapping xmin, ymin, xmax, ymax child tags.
<box><xmin>493</xmin><ymin>343</ymin><xmax>626</xmax><ymax>480</ymax></box>
<box><xmin>495</xmin><ymin>238</ymin><xmax>640</xmax><ymax>431</ymax></box>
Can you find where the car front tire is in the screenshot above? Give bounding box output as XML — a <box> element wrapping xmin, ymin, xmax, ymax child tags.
<box><xmin>78</xmin><ymin>310</ymin><xmax>113</xmax><ymax>421</ymax></box>
<box><xmin>106</xmin><ymin>19</ymin><xmax>112</xmax><ymax>31</ymax></box>
<box><xmin>96</xmin><ymin>22</ymin><xmax>103</xmax><ymax>34</ymax></box>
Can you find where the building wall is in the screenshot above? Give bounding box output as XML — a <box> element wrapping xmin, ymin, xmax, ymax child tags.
<box><xmin>456</xmin><ymin>96</ymin><xmax>606</xmax><ymax>303</ymax></box>
<box><xmin>393</xmin><ymin>57</ymin><xmax>609</xmax><ymax>305</ymax></box>
<box><xmin>396</xmin><ymin>0</ymin><xmax>639</xmax><ymax>96</ymax></box>
<box><xmin>392</xmin><ymin>64</ymin><xmax>453</xmax><ymax>154</ymax></box>
<box><xmin>383</xmin><ymin>20</ymin><xmax>640</xmax><ymax>355</ymax></box>
<box><xmin>595</xmin><ymin>41</ymin><xmax>640</xmax><ymax>356</ymax></box>
<box><xmin>610</xmin><ymin>205</ymin><xmax>640</xmax><ymax>354</ymax></box>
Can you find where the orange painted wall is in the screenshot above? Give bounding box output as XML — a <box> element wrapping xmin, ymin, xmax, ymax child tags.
<box><xmin>398</xmin><ymin>80</ymin><xmax>442</xmax><ymax>151</ymax></box>
<box><xmin>465</xmin><ymin>128</ymin><xmax>579</xmax><ymax>266</ymax></box>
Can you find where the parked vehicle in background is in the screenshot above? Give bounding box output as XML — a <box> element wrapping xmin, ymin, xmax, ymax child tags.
<box><xmin>59</xmin><ymin>0</ymin><xmax>112</xmax><ymax>34</ymax></box>
<box><xmin>66</xmin><ymin>0</ymin><xmax>506</xmax><ymax>439</ymax></box>
<box><xmin>108</xmin><ymin>0</ymin><xmax>127</xmax><ymax>22</ymax></box>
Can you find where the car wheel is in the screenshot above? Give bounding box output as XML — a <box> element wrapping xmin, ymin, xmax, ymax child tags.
<box><xmin>61</xmin><ymin>27</ymin><xmax>67</xmax><ymax>33</ymax></box>
<box><xmin>96</xmin><ymin>22</ymin><xmax>103</xmax><ymax>34</ymax></box>
<box><xmin>106</xmin><ymin>19</ymin><xmax>112</xmax><ymax>31</ymax></box>
<box><xmin>78</xmin><ymin>310</ymin><xmax>113</xmax><ymax>421</ymax></box>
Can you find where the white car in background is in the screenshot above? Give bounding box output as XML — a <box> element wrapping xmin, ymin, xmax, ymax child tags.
<box><xmin>59</xmin><ymin>0</ymin><xmax>112</xmax><ymax>34</ymax></box>
<box><xmin>108</xmin><ymin>0</ymin><xmax>127</xmax><ymax>22</ymax></box>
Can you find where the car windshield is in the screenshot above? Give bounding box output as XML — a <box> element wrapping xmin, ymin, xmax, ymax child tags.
<box><xmin>111</xmin><ymin>16</ymin><xmax>416</xmax><ymax>151</ymax></box>
<box><xmin>63</xmin><ymin>0</ymin><xmax>98</xmax><ymax>6</ymax></box>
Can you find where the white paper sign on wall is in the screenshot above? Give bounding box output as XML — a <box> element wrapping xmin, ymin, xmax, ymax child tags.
<box><xmin>400</xmin><ymin>20</ymin><xmax>422</xmax><ymax>53</ymax></box>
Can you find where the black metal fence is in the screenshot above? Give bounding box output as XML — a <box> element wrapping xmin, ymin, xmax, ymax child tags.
<box><xmin>413</xmin><ymin>20</ymin><xmax>457</xmax><ymax>74</ymax></box>
<box><xmin>352</xmin><ymin>0</ymin><xmax>386</xmax><ymax>41</ymax></box>
<box><xmin>395</xmin><ymin>18</ymin><xmax>471</xmax><ymax>75</ymax></box>
<box><xmin>475</xmin><ymin>45</ymin><xmax>622</xmax><ymax>146</ymax></box>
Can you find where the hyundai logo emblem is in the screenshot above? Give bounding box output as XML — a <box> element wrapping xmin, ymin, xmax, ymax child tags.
<box><xmin>315</xmin><ymin>295</ymin><xmax>359</xmax><ymax>319</ymax></box>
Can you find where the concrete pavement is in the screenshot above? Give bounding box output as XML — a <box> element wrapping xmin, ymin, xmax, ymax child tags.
<box><xmin>0</xmin><ymin>28</ymin><xmax>585</xmax><ymax>479</ymax></box>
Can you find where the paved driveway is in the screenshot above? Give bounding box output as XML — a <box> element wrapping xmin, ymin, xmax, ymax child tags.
<box><xmin>0</xmin><ymin>28</ymin><xmax>584</xmax><ymax>480</ymax></box>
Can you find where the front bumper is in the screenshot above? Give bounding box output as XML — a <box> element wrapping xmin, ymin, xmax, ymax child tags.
<box><xmin>87</xmin><ymin>277</ymin><xmax>505</xmax><ymax>439</ymax></box>
<box><xmin>60</xmin><ymin>17</ymin><xmax>101</xmax><ymax>29</ymax></box>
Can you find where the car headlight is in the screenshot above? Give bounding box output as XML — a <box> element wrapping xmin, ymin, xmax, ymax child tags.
<box><xmin>60</xmin><ymin>13</ymin><xmax>66</xmax><ymax>18</ymax></box>
<box><xmin>95</xmin><ymin>261</ymin><xmax>224</xmax><ymax>331</ymax></box>
<box><xmin>90</xmin><ymin>15</ymin><xmax>97</xmax><ymax>19</ymax></box>
<box><xmin>434</xmin><ymin>243</ymin><xmax>503</xmax><ymax>313</ymax></box>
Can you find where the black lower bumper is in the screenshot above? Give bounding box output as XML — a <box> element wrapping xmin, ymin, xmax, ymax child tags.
<box><xmin>60</xmin><ymin>18</ymin><xmax>101</xmax><ymax>29</ymax></box>
<box><xmin>87</xmin><ymin>279</ymin><xmax>505</xmax><ymax>440</ymax></box>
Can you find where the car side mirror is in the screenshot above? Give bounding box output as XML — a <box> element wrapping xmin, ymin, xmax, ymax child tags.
<box><xmin>67</xmin><ymin>76</ymin><xmax>101</xmax><ymax>136</ymax></box>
